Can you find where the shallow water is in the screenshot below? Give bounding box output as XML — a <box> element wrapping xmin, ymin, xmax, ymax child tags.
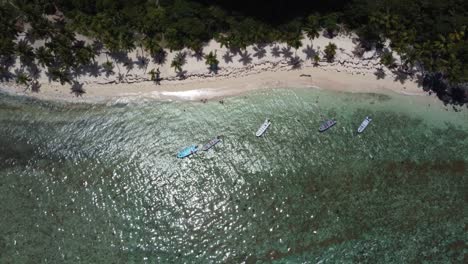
<box><xmin>0</xmin><ymin>89</ymin><xmax>466</xmax><ymax>263</ymax></box>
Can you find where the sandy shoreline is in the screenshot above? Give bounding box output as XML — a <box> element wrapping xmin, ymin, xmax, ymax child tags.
<box><xmin>1</xmin><ymin>32</ymin><xmax>435</xmax><ymax>103</ymax></box>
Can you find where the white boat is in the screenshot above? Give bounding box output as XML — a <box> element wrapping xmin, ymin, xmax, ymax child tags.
<box><xmin>357</xmin><ymin>116</ymin><xmax>372</xmax><ymax>133</ymax></box>
<box><xmin>256</xmin><ymin>119</ymin><xmax>271</xmax><ymax>137</ymax></box>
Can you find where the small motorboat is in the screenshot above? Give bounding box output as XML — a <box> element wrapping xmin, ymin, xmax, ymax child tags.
<box><xmin>318</xmin><ymin>119</ymin><xmax>337</xmax><ymax>132</ymax></box>
<box><xmin>177</xmin><ymin>145</ymin><xmax>198</xmax><ymax>158</ymax></box>
<box><xmin>201</xmin><ymin>136</ymin><xmax>221</xmax><ymax>151</ymax></box>
<box><xmin>256</xmin><ymin>119</ymin><xmax>271</xmax><ymax>137</ymax></box>
<box><xmin>357</xmin><ymin>116</ymin><xmax>372</xmax><ymax>133</ymax></box>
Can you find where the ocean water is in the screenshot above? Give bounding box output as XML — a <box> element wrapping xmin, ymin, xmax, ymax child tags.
<box><xmin>0</xmin><ymin>88</ymin><xmax>466</xmax><ymax>263</ymax></box>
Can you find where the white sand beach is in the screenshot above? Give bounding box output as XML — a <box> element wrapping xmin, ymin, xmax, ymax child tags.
<box><xmin>1</xmin><ymin>32</ymin><xmax>433</xmax><ymax>103</ymax></box>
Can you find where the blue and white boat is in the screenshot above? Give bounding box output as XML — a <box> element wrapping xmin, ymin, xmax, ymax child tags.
<box><xmin>177</xmin><ymin>145</ymin><xmax>198</xmax><ymax>158</ymax></box>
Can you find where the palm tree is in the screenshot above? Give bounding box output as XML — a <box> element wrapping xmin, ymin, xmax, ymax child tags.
<box><xmin>149</xmin><ymin>68</ymin><xmax>156</xmax><ymax>81</ymax></box>
<box><xmin>102</xmin><ymin>60</ymin><xmax>114</xmax><ymax>75</ymax></box>
<box><xmin>189</xmin><ymin>40</ymin><xmax>204</xmax><ymax>60</ymax></box>
<box><xmin>171</xmin><ymin>52</ymin><xmax>186</xmax><ymax>73</ymax></box>
<box><xmin>204</xmin><ymin>51</ymin><xmax>219</xmax><ymax>73</ymax></box>
<box><xmin>304</xmin><ymin>14</ymin><xmax>320</xmax><ymax>44</ymax></box>
<box><xmin>26</xmin><ymin>17</ymin><xmax>54</xmax><ymax>43</ymax></box>
<box><xmin>15</xmin><ymin>39</ymin><xmax>35</xmax><ymax>65</ymax></box>
<box><xmin>0</xmin><ymin>37</ymin><xmax>16</xmax><ymax>58</ymax></box>
<box><xmin>400</xmin><ymin>49</ymin><xmax>418</xmax><ymax>72</ymax></box>
<box><xmin>48</xmin><ymin>67</ymin><xmax>71</xmax><ymax>85</ymax></box>
<box><xmin>216</xmin><ymin>34</ymin><xmax>229</xmax><ymax>49</ymax></box>
<box><xmin>35</xmin><ymin>46</ymin><xmax>54</xmax><ymax>67</ymax></box>
<box><xmin>144</xmin><ymin>37</ymin><xmax>167</xmax><ymax>64</ymax></box>
<box><xmin>321</xmin><ymin>13</ymin><xmax>340</xmax><ymax>38</ymax></box>
<box><xmin>324</xmin><ymin>42</ymin><xmax>337</xmax><ymax>62</ymax></box>
<box><xmin>15</xmin><ymin>71</ymin><xmax>30</xmax><ymax>86</ymax></box>
<box><xmin>73</xmin><ymin>42</ymin><xmax>96</xmax><ymax>67</ymax></box>
<box><xmin>171</xmin><ymin>59</ymin><xmax>182</xmax><ymax>73</ymax></box>
<box><xmin>313</xmin><ymin>53</ymin><xmax>320</xmax><ymax>66</ymax></box>
<box><xmin>380</xmin><ymin>51</ymin><xmax>397</xmax><ymax>69</ymax></box>
<box><xmin>287</xmin><ymin>34</ymin><xmax>303</xmax><ymax>56</ymax></box>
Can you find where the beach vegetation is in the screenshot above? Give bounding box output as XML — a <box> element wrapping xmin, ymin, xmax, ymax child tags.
<box><xmin>324</xmin><ymin>43</ymin><xmax>337</xmax><ymax>62</ymax></box>
<box><xmin>35</xmin><ymin>47</ymin><xmax>54</xmax><ymax>68</ymax></box>
<box><xmin>171</xmin><ymin>52</ymin><xmax>186</xmax><ymax>73</ymax></box>
<box><xmin>148</xmin><ymin>68</ymin><xmax>157</xmax><ymax>81</ymax></box>
<box><xmin>320</xmin><ymin>13</ymin><xmax>340</xmax><ymax>38</ymax></box>
<box><xmin>15</xmin><ymin>39</ymin><xmax>35</xmax><ymax>65</ymax></box>
<box><xmin>102</xmin><ymin>61</ymin><xmax>114</xmax><ymax>75</ymax></box>
<box><xmin>313</xmin><ymin>54</ymin><xmax>320</xmax><ymax>66</ymax></box>
<box><xmin>0</xmin><ymin>0</ymin><xmax>466</xmax><ymax>104</ymax></box>
<box><xmin>204</xmin><ymin>51</ymin><xmax>219</xmax><ymax>73</ymax></box>
<box><xmin>304</xmin><ymin>14</ymin><xmax>320</xmax><ymax>42</ymax></box>
<box><xmin>47</xmin><ymin>67</ymin><xmax>71</xmax><ymax>85</ymax></box>
<box><xmin>380</xmin><ymin>51</ymin><xmax>397</xmax><ymax>69</ymax></box>
<box><xmin>15</xmin><ymin>71</ymin><xmax>30</xmax><ymax>86</ymax></box>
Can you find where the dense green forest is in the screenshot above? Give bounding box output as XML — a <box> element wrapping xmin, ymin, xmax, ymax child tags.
<box><xmin>0</xmin><ymin>0</ymin><xmax>467</xmax><ymax>104</ymax></box>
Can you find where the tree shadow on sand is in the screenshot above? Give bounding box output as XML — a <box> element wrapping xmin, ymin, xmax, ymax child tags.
<box><xmin>352</xmin><ymin>43</ymin><xmax>366</xmax><ymax>58</ymax></box>
<box><xmin>117</xmin><ymin>73</ymin><xmax>126</xmax><ymax>83</ymax></box>
<box><xmin>110</xmin><ymin>51</ymin><xmax>133</xmax><ymax>72</ymax></box>
<box><xmin>102</xmin><ymin>66</ymin><xmax>114</xmax><ymax>78</ymax></box>
<box><xmin>392</xmin><ymin>65</ymin><xmax>419</xmax><ymax>84</ymax></box>
<box><xmin>0</xmin><ymin>67</ymin><xmax>14</xmax><ymax>82</ymax></box>
<box><xmin>271</xmin><ymin>45</ymin><xmax>281</xmax><ymax>58</ymax></box>
<box><xmin>136</xmin><ymin>56</ymin><xmax>149</xmax><ymax>70</ymax></box>
<box><xmin>392</xmin><ymin>69</ymin><xmax>410</xmax><ymax>84</ymax></box>
<box><xmin>71</xmin><ymin>81</ymin><xmax>85</xmax><ymax>97</ymax></box>
<box><xmin>238</xmin><ymin>51</ymin><xmax>252</xmax><ymax>65</ymax></box>
<box><xmin>45</xmin><ymin>67</ymin><xmax>72</xmax><ymax>85</ymax></box>
<box><xmin>281</xmin><ymin>46</ymin><xmax>293</xmax><ymax>59</ymax></box>
<box><xmin>374</xmin><ymin>68</ymin><xmax>386</xmax><ymax>80</ymax></box>
<box><xmin>253</xmin><ymin>45</ymin><xmax>267</xmax><ymax>59</ymax></box>
<box><xmin>110</xmin><ymin>51</ymin><xmax>131</xmax><ymax>64</ymax></box>
<box><xmin>123</xmin><ymin>61</ymin><xmax>133</xmax><ymax>73</ymax></box>
<box><xmin>191</xmin><ymin>49</ymin><xmax>204</xmax><ymax>61</ymax></box>
<box><xmin>81</xmin><ymin>61</ymin><xmax>102</xmax><ymax>78</ymax></box>
<box><xmin>0</xmin><ymin>56</ymin><xmax>16</xmax><ymax>82</ymax></box>
<box><xmin>223</xmin><ymin>51</ymin><xmax>234</xmax><ymax>64</ymax></box>
<box><xmin>229</xmin><ymin>47</ymin><xmax>241</xmax><ymax>56</ymax></box>
<box><xmin>288</xmin><ymin>56</ymin><xmax>303</xmax><ymax>69</ymax></box>
<box><xmin>24</xmin><ymin>64</ymin><xmax>41</xmax><ymax>80</ymax></box>
<box><xmin>302</xmin><ymin>45</ymin><xmax>317</xmax><ymax>61</ymax></box>
<box><xmin>152</xmin><ymin>50</ymin><xmax>167</xmax><ymax>65</ymax></box>
<box><xmin>177</xmin><ymin>70</ymin><xmax>188</xmax><ymax>80</ymax></box>
<box><xmin>92</xmin><ymin>40</ymin><xmax>104</xmax><ymax>54</ymax></box>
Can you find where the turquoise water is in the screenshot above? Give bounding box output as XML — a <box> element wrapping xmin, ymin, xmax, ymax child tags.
<box><xmin>0</xmin><ymin>88</ymin><xmax>466</xmax><ymax>263</ymax></box>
